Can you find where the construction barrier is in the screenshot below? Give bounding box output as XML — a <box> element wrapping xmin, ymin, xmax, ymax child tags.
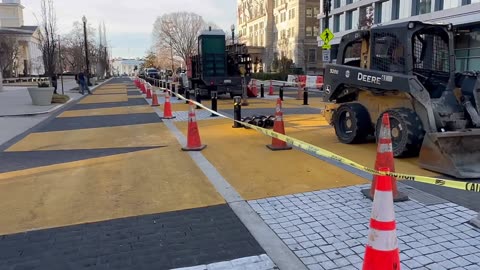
<box><xmin>151</xmin><ymin>82</ymin><xmax>479</xmax><ymax>194</ymax></box>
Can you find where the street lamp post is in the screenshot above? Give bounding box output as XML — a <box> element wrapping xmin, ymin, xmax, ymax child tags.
<box><xmin>82</xmin><ymin>15</ymin><xmax>91</xmax><ymax>86</ymax></box>
<box><xmin>0</xmin><ymin>46</ymin><xmax>3</xmax><ymax>92</ymax></box>
<box><xmin>166</xmin><ymin>21</ymin><xmax>174</xmax><ymax>73</ymax></box>
<box><xmin>231</xmin><ymin>24</ymin><xmax>235</xmax><ymax>45</ymax></box>
<box><xmin>0</xmin><ymin>69</ymin><xmax>3</xmax><ymax>92</ymax></box>
<box><xmin>58</xmin><ymin>35</ymin><xmax>64</xmax><ymax>95</ymax></box>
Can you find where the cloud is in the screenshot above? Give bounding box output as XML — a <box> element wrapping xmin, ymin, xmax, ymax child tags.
<box><xmin>21</xmin><ymin>0</ymin><xmax>237</xmax><ymax>58</ymax></box>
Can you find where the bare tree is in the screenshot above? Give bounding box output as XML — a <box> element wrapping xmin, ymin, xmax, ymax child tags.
<box><xmin>152</xmin><ymin>12</ymin><xmax>209</xmax><ymax>66</ymax></box>
<box><xmin>0</xmin><ymin>35</ymin><xmax>20</xmax><ymax>78</ymax></box>
<box><xmin>39</xmin><ymin>0</ymin><xmax>58</xmax><ymax>92</ymax></box>
<box><xmin>61</xmin><ymin>21</ymin><xmax>97</xmax><ymax>73</ymax></box>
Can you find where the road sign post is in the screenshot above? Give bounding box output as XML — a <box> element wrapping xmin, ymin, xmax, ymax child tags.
<box><xmin>322</xmin><ymin>50</ymin><xmax>331</xmax><ymax>63</ymax></box>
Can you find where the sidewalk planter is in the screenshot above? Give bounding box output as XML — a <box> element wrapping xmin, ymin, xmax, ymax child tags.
<box><xmin>27</xmin><ymin>87</ymin><xmax>55</xmax><ymax>106</ymax></box>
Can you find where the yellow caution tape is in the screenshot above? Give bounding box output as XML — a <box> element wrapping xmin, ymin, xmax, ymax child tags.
<box><xmin>161</xmin><ymin>88</ymin><xmax>480</xmax><ymax>193</ymax></box>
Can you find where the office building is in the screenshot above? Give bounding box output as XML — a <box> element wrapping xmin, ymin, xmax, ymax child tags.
<box><xmin>238</xmin><ymin>0</ymin><xmax>322</xmax><ymax>74</ymax></box>
<box><xmin>318</xmin><ymin>0</ymin><xmax>480</xmax><ymax>71</ymax></box>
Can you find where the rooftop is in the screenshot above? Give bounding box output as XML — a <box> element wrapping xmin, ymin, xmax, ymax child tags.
<box><xmin>0</xmin><ymin>25</ymin><xmax>38</xmax><ymax>35</ymax></box>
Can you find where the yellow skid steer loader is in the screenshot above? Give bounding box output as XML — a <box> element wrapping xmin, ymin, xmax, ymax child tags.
<box><xmin>322</xmin><ymin>21</ymin><xmax>480</xmax><ymax>179</ymax></box>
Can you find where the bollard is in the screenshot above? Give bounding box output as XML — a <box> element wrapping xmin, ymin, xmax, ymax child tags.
<box><xmin>303</xmin><ymin>88</ymin><xmax>309</xmax><ymax>105</ymax></box>
<box><xmin>211</xmin><ymin>91</ymin><xmax>218</xmax><ymax>117</ymax></box>
<box><xmin>167</xmin><ymin>82</ymin><xmax>170</xmax><ymax>91</ymax></box>
<box><xmin>260</xmin><ymin>84</ymin><xmax>264</xmax><ymax>98</ymax></box>
<box><xmin>279</xmin><ymin>85</ymin><xmax>284</xmax><ymax>101</ymax></box>
<box><xmin>232</xmin><ymin>96</ymin><xmax>242</xmax><ymax>128</ymax></box>
<box><xmin>172</xmin><ymin>84</ymin><xmax>178</xmax><ymax>99</ymax></box>
<box><xmin>195</xmin><ymin>89</ymin><xmax>202</xmax><ymax>109</ymax></box>
<box><xmin>185</xmin><ymin>89</ymin><xmax>191</xmax><ymax>104</ymax></box>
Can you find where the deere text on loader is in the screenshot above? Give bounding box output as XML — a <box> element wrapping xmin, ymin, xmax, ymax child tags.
<box><xmin>322</xmin><ymin>21</ymin><xmax>480</xmax><ymax>179</ymax></box>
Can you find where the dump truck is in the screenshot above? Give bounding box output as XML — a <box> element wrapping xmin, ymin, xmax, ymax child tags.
<box><xmin>322</xmin><ymin>21</ymin><xmax>480</xmax><ymax>179</ymax></box>
<box><xmin>188</xmin><ymin>27</ymin><xmax>252</xmax><ymax>98</ymax></box>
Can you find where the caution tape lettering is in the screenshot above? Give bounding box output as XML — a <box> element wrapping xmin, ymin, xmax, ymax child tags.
<box><xmin>466</xmin><ymin>182</ymin><xmax>480</xmax><ymax>192</ymax></box>
<box><xmin>155</xmin><ymin>86</ymin><xmax>480</xmax><ymax>194</ymax></box>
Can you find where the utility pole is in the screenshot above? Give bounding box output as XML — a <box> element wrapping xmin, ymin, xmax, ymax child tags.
<box><xmin>324</xmin><ymin>0</ymin><xmax>331</xmax><ymax>63</ymax></box>
<box><xmin>322</xmin><ymin>0</ymin><xmax>332</xmax><ymax>76</ymax></box>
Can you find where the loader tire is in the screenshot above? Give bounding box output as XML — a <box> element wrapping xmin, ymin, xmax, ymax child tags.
<box><xmin>333</xmin><ymin>103</ymin><xmax>372</xmax><ymax>144</ymax></box>
<box><xmin>376</xmin><ymin>108</ymin><xmax>425</xmax><ymax>158</ymax></box>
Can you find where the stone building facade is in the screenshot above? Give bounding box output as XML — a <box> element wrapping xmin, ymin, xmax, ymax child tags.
<box><xmin>237</xmin><ymin>0</ymin><xmax>322</xmax><ymax>74</ymax></box>
<box><xmin>0</xmin><ymin>0</ymin><xmax>44</xmax><ymax>77</ymax></box>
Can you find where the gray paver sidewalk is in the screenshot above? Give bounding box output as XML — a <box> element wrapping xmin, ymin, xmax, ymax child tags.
<box><xmin>0</xmin><ymin>79</ymin><xmax>81</xmax><ymax>117</ymax></box>
<box><xmin>249</xmin><ymin>185</ymin><xmax>480</xmax><ymax>270</ymax></box>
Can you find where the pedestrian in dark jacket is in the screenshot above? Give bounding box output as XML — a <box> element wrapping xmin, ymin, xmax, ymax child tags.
<box><xmin>51</xmin><ymin>75</ymin><xmax>58</xmax><ymax>93</ymax></box>
<box><xmin>78</xmin><ymin>72</ymin><xmax>92</xmax><ymax>95</ymax></box>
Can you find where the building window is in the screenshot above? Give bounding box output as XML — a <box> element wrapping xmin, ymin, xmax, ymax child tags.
<box><xmin>462</xmin><ymin>0</ymin><xmax>471</xmax><ymax>5</ymax></box>
<box><xmin>260</xmin><ymin>22</ymin><xmax>264</xmax><ymax>29</ymax></box>
<box><xmin>345</xmin><ymin>10</ymin><xmax>353</xmax><ymax>30</ymax></box>
<box><xmin>334</xmin><ymin>0</ymin><xmax>341</xmax><ymax>9</ymax></box>
<box><xmin>314</xmin><ymin>7</ymin><xmax>319</xmax><ymax>16</ymax></box>
<box><xmin>374</xmin><ymin>2</ymin><xmax>382</xmax><ymax>24</ymax></box>
<box><xmin>308</xmin><ymin>49</ymin><xmax>317</xmax><ymax>63</ymax></box>
<box><xmin>333</xmin><ymin>14</ymin><xmax>340</xmax><ymax>33</ymax></box>
<box><xmin>412</xmin><ymin>0</ymin><xmax>432</xmax><ymax>16</ymax></box>
<box><xmin>288</xmin><ymin>8</ymin><xmax>296</xmax><ymax>19</ymax></box>
<box><xmin>435</xmin><ymin>0</ymin><xmax>444</xmax><ymax>11</ymax></box>
<box><xmin>392</xmin><ymin>0</ymin><xmax>400</xmax><ymax>20</ymax></box>
<box><xmin>313</xmin><ymin>26</ymin><xmax>319</xmax><ymax>36</ymax></box>
<box><xmin>455</xmin><ymin>28</ymin><xmax>480</xmax><ymax>71</ymax></box>
<box><xmin>281</xmin><ymin>12</ymin><xmax>286</xmax><ymax>22</ymax></box>
<box><xmin>306</xmin><ymin>26</ymin><xmax>313</xmax><ymax>36</ymax></box>
<box><xmin>306</xmin><ymin>7</ymin><xmax>313</xmax><ymax>17</ymax></box>
<box><xmin>346</xmin><ymin>0</ymin><xmax>353</xmax><ymax>4</ymax></box>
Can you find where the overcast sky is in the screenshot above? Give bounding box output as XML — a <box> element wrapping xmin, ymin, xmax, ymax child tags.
<box><xmin>21</xmin><ymin>0</ymin><xmax>237</xmax><ymax>59</ymax></box>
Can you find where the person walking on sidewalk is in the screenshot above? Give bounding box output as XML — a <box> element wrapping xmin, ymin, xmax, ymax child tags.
<box><xmin>51</xmin><ymin>74</ymin><xmax>58</xmax><ymax>94</ymax></box>
<box><xmin>78</xmin><ymin>71</ymin><xmax>92</xmax><ymax>95</ymax></box>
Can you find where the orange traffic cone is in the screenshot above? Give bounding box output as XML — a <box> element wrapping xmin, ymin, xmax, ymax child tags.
<box><xmin>362</xmin><ymin>113</ymin><xmax>408</xmax><ymax>202</ymax></box>
<box><xmin>146</xmin><ymin>85</ymin><xmax>152</xmax><ymax>99</ymax></box>
<box><xmin>268</xmin><ymin>80</ymin><xmax>274</xmax><ymax>95</ymax></box>
<box><xmin>141</xmin><ymin>82</ymin><xmax>146</xmax><ymax>94</ymax></box>
<box><xmin>151</xmin><ymin>89</ymin><xmax>159</xmax><ymax>106</ymax></box>
<box><xmin>362</xmin><ymin>167</ymin><xmax>401</xmax><ymax>270</ymax></box>
<box><xmin>266</xmin><ymin>98</ymin><xmax>292</xmax><ymax>151</ymax></box>
<box><xmin>182</xmin><ymin>101</ymin><xmax>206</xmax><ymax>151</ymax></box>
<box><xmin>162</xmin><ymin>91</ymin><xmax>176</xmax><ymax>119</ymax></box>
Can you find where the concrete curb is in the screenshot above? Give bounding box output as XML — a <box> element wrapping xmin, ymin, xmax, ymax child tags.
<box><xmin>0</xmin><ymin>80</ymin><xmax>109</xmax><ymax>117</ymax></box>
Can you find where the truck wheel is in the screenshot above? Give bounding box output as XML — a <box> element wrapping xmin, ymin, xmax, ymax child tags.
<box><xmin>333</xmin><ymin>103</ymin><xmax>372</xmax><ymax>144</ymax></box>
<box><xmin>375</xmin><ymin>108</ymin><xmax>425</xmax><ymax>157</ymax></box>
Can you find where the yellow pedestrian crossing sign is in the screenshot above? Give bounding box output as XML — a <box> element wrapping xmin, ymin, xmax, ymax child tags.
<box><xmin>320</xmin><ymin>28</ymin><xmax>334</xmax><ymax>45</ymax></box>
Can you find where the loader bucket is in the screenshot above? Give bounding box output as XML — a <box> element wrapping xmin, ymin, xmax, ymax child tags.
<box><xmin>419</xmin><ymin>130</ymin><xmax>480</xmax><ymax>179</ymax></box>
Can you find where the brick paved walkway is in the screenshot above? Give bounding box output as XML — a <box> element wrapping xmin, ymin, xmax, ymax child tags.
<box><xmin>249</xmin><ymin>185</ymin><xmax>480</xmax><ymax>270</ymax></box>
